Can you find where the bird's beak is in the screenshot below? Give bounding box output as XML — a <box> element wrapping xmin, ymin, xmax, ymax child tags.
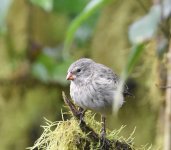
<box><xmin>66</xmin><ymin>72</ymin><xmax>74</xmax><ymax>80</ymax></box>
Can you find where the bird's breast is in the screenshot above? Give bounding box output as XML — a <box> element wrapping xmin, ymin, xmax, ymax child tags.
<box><xmin>70</xmin><ymin>82</ymin><xmax>93</xmax><ymax>109</ymax></box>
<box><xmin>70</xmin><ymin>81</ymin><xmax>117</xmax><ymax>115</ymax></box>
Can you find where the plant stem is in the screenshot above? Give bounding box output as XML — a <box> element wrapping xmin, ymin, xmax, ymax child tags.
<box><xmin>164</xmin><ymin>40</ymin><xmax>171</xmax><ymax>150</ymax></box>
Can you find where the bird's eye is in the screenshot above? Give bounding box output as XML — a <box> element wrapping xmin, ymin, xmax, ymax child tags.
<box><xmin>76</xmin><ymin>68</ymin><xmax>81</xmax><ymax>73</ymax></box>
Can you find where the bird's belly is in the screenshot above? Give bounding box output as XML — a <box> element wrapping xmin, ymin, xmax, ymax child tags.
<box><xmin>70</xmin><ymin>83</ymin><xmax>117</xmax><ymax>115</ymax></box>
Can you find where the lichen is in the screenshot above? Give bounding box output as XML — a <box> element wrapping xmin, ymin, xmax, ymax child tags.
<box><xmin>27</xmin><ymin>111</ymin><xmax>152</xmax><ymax>150</ymax></box>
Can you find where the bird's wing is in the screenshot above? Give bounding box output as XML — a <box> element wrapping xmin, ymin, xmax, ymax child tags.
<box><xmin>94</xmin><ymin>63</ymin><xmax>119</xmax><ymax>89</ymax></box>
<box><xmin>95</xmin><ymin>63</ymin><xmax>133</xmax><ymax>97</ymax></box>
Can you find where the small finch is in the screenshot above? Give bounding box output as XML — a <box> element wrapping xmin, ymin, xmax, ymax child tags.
<box><xmin>66</xmin><ymin>58</ymin><xmax>132</xmax><ymax>138</ymax></box>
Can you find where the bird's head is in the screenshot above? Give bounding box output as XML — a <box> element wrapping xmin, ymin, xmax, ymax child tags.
<box><xmin>66</xmin><ymin>58</ymin><xmax>94</xmax><ymax>83</ymax></box>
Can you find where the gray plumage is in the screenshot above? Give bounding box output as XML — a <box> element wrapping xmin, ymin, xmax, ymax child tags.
<box><xmin>66</xmin><ymin>58</ymin><xmax>131</xmax><ymax>115</ymax></box>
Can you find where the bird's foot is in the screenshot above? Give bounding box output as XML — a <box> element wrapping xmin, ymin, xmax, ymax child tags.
<box><xmin>77</xmin><ymin>107</ymin><xmax>86</xmax><ymax>124</ymax></box>
<box><xmin>100</xmin><ymin>132</ymin><xmax>111</xmax><ymax>150</ymax></box>
<box><xmin>99</xmin><ymin>115</ymin><xmax>108</xmax><ymax>149</ymax></box>
<box><xmin>100</xmin><ymin>134</ymin><xmax>109</xmax><ymax>150</ymax></box>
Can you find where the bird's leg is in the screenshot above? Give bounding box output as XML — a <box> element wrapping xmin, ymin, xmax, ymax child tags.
<box><xmin>78</xmin><ymin>107</ymin><xmax>86</xmax><ymax>123</ymax></box>
<box><xmin>100</xmin><ymin>115</ymin><xmax>107</xmax><ymax>148</ymax></box>
<box><xmin>101</xmin><ymin>115</ymin><xmax>106</xmax><ymax>138</ymax></box>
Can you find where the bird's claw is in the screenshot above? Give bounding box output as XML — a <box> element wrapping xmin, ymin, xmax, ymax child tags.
<box><xmin>100</xmin><ymin>136</ymin><xmax>109</xmax><ymax>150</ymax></box>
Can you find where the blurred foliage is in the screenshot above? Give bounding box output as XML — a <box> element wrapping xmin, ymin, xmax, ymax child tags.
<box><xmin>129</xmin><ymin>5</ymin><xmax>160</xmax><ymax>44</ymax></box>
<box><xmin>0</xmin><ymin>0</ymin><xmax>11</xmax><ymax>34</ymax></box>
<box><xmin>63</xmin><ymin>0</ymin><xmax>112</xmax><ymax>59</ymax></box>
<box><xmin>0</xmin><ymin>0</ymin><xmax>170</xmax><ymax>149</ymax></box>
<box><xmin>122</xmin><ymin>44</ymin><xmax>145</xmax><ymax>79</ymax></box>
<box><xmin>129</xmin><ymin>0</ymin><xmax>171</xmax><ymax>45</ymax></box>
<box><xmin>29</xmin><ymin>0</ymin><xmax>106</xmax><ymax>84</ymax></box>
<box><xmin>30</xmin><ymin>0</ymin><xmax>53</xmax><ymax>12</ymax></box>
<box><xmin>53</xmin><ymin>0</ymin><xmax>90</xmax><ymax>15</ymax></box>
<box><xmin>31</xmin><ymin>52</ymin><xmax>73</xmax><ymax>84</ymax></box>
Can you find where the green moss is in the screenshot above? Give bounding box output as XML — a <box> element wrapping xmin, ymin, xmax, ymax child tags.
<box><xmin>28</xmin><ymin>111</ymin><xmax>152</xmax><ymax>150</ymax></box>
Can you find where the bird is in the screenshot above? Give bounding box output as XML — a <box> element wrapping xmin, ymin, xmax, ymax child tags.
<box><xmin>66</xmin><ymin>58</ymin><xmax>132</xmax><ymax>139</ymax></box>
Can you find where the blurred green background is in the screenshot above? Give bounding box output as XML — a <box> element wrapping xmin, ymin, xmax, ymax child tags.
<box><xmin>0</xmin><ymin>0</ymin><xmax>170</xmax><ymax>149</ymax></box>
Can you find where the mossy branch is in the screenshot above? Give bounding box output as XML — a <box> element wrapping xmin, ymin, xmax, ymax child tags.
<box><xmin>62</xmin><ymin>91</ymin><xmax>132</xmax><ymax>150</ymax></box>
<box><xmin>28</xmin><ymin>92</ymin><xmax>151</xmax><ymax>150</ymax></box>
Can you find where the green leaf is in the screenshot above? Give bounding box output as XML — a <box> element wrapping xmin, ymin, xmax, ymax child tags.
<box><xmin>122</xmin><ymin>43</ymin><xmax>145</xmax><ymax>80</ymax></box>
<box><xmin>51</xmin><ymin>59</ymin><xmax>73</xmax><ymax>85</ymax></box>
<box><xmin>75</xmin><ymin>12</ymin><xmax>99</xmax><ymax>46</ymax></box>
<box><xmin>31</xmin><ymin>53</ymin><xmax>73</xmax><ymax>85</ymax></box>
<box><xmin>30</xmin><ymin>0</ymin><xmax>53</xmax><ymax>12</ymax></box>
<box><xmin>129</xmin><ymin>0</ymin><xmax>171</xmax><ymax>45</ymax></box>
<box><xmin>113</xmin><ymin>44</ymin><xmax>145</xmax><ymax>114</ymax></box>
<box><xmin>31</xmin><ymin>62</ymin><xmax>50</xmax><ymax>83</ymax></box>
<box><xmin>129</xmin><ymin>5</ymin><xmax>161</xmax><ymax>44</ymax></box>
<box><xmin>63</xmin><ymin>0</ymin><xmax>112</xmax><ymax>59</ymax></box>
<box><xmin>53</xmin><ymin>0</ymin><xmax>90</xmax><ymax>14</ymax></box>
